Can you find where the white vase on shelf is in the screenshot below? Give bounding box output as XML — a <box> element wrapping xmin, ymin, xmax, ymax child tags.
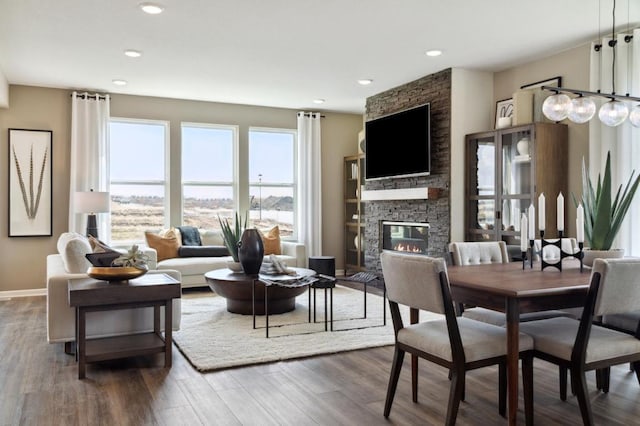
<box><xmin>517</xmin><ymin>137</ymin><xmax>530</xmax><ymax>156</ymax></box>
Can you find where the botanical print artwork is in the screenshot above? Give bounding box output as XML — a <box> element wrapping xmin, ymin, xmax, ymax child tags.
<box><xmin>8</xmin><ymin>129</ymin><xmax>52</xmax><ymax>237</ymax></box>
<box><xmin>12</xmin><ymin>144</ymin><xmax>48</xmax><ymax>219</ymax></box>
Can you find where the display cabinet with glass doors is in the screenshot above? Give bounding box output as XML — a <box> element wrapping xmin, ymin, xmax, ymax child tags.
<box><xmin>465</xmin><ymin>123</ymin><xmax>568</xmax><ymax>250</ymax></box>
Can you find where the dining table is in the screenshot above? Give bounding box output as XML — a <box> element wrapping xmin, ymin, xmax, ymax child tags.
<box><xmin>446</xmin><ymin>260</ymin><xmax>591</xmax><ymax>425</ymax></box>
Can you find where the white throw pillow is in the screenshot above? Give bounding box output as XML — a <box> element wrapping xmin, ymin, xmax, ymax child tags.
<box><xmin>200</xmin><ymin>229</ymin><xmax>225</xmax><ymax>246</ymax></box>
<box><xmin>57</xmin><ymin>232</ymin><xmax>92</xmax><ymax>273</ymax></box>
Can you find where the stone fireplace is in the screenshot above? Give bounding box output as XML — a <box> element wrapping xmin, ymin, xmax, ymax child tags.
<box><xmin>380</xmin><ymin>221</ymin><xmax>429</xmax><ymax>254</ymax></box>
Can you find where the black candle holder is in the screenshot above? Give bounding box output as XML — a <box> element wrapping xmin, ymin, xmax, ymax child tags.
<box><xmin>539</xmin><ymin>230</ymin><xmax>584</xmax><ymax>272</ymax></box>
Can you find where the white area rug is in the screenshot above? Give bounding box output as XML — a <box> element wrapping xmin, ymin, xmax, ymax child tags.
<box><xmin>173</xmin><ymin>285</ymin><xmax>441</xmax><ymax>372</ymax></box>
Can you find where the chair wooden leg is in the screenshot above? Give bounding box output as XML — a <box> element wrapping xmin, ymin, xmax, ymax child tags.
<box><xmin>559</xmin><ymin>366</ymin><xmax>568</xmax><ymax>401</ymax></box>
<box><xmin>522</xmin><ymin>355</ymin><xmax>534</xmax><ymax>426</ymax></box>
<box><xmin>498</xmin><ymin>362</ymin><xmax>506</xmax><ymax>417</ymax></box>
<box><xmin>633</xmin><ymin>361</ymin><xmax>640</xmax><ymax>386</ymax></box>
<box><xmin>600</xmin><ymin>367</ymin><xmax>610</xmax><ymax>393</ymax></box>
<box><xmin>630</xmin><ymin>362</ymin><xmax>635</xmax><ymax>372</ymax></box>
<box><xmin>595</xmin><ymin>369</ymin><xmax>603</xmax><ymax>391</ymax></box>
<box><xmin>411</xmin><ymin>355</ymin><xmax>418</xmax><ymax>403</ymax></box>
<box><xmin>571</xmin><ymin>367</ymin><xmax>594</xmax><ymax>426</ymax></box>
<box><xmin>445</xmin><ymin>369</ymin><xmax>465</xmax><ymax>426</ymax></box>
<box><xmin>383</xmin><ymin>347</ymin><xmax>405</xmax><ymax>418</ymax></box>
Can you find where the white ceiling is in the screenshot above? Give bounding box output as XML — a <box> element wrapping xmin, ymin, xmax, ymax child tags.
<box><xmin>1</xmin><ymin>0</ymin><xmax>638</xmax><ymax>113</ymax></box>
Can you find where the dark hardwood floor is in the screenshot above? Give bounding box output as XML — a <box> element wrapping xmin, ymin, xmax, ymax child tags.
<box><xmin>2</xmin><ymin>294</ymin><xmax>640</xmax><ymax>425</ymax></box>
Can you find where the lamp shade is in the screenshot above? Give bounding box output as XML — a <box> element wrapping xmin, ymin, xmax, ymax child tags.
<box><xmin>74</xmin><ymin>191</ymin><xmax>110</xmax><ymax>213</ymax></box>
<box><xmin>568</xmin><ymin>96</ymin><xmax>596</xmax><ymax>123</ymax></box>
<box><xmin>598</xmin><ymin>100</ymin><xmax>629</xmax><ymax>127</ymax></box>
<box><xmin>629</xmin><ymin>104</ymin><xmax>640</xmax><ymax>127</ymax></box>
<box><xmin>542</xmin><ymin>93</ymin><xmax>572</xmax><ymax>122</ymax></box>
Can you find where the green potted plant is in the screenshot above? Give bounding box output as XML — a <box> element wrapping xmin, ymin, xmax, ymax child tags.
<box><xmin>218</xmin><ymin>212</ymin><xmax>248</xmax><ymax>272</ymax></box>
<box><xmin>572</xmin><ymin>151</ymin><xmax>640</xmax><ymax>265</ymax></box>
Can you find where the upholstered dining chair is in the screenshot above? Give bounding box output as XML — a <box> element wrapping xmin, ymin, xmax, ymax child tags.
<box><xmin>519</xmin><ymin>258</ymin><xmax>640</xmax><ymax>426</ymax></box>
<box><xmin>380</xmin><ymin>251</ymin><xmax>534</xmax><ymax>425</ymax></box>
<box><xmin>448</xmin><ymin>241</ymin><xmax>571</xmax><ymax>326</ymax></box>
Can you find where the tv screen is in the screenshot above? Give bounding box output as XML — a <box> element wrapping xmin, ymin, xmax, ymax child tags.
<box><xmin>365</xmin><ymin>103</ymin><xmax>431</xmax><ymax>180</ymax></box>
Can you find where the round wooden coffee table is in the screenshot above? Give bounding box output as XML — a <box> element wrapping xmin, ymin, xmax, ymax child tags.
<box><xmin>205</xmin><ymin>267</ymin><xmax>315</xmax><ymax>315</ymax></box>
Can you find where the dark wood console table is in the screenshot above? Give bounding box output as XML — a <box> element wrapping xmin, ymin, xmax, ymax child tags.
<box><xmin>68</xmin><ymin>273</ymin><xmax>181</xmax><ymax>379</ymax></box>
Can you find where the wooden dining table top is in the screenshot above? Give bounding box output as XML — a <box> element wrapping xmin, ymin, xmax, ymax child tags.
<box><xmin>446</xmin><ymin>260</ymin><xmax>591</xmax><ymax>298</ymax></box>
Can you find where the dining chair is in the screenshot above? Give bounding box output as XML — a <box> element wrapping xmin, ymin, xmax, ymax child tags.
<box><xmin>449</xmin><ymin>241</ymin><xmax>571</xmax><ymax>325</ymax></box>
<box><xmin>519</xmin><ymin>258</ymin><xmax>640</xmax><ymax>426</ymax></box>
<box><xmin>380</xmin><ymin>251</ymin><xmax>534</xmax><ymax>425</ymax></box>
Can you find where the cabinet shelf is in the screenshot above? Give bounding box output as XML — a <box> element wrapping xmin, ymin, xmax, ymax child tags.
<box><xmin>344</xmin><ymin>152</ymin><xmax>365</xmax><ymax>274</ymax></box>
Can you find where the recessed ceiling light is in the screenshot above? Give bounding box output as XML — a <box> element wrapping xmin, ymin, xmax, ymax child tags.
<box><xmin>425</xmin><ymin>50</ymin><xmax>442</xmax><ymax>57</ymax></box>
<box><xmin>112</xmin><ymin>79</ymin><xmax>128</xmax><ymax>86</ymax></box>
<box><xmin>139</xmin><ymin>2</ymin><xmax>164</xmax><ymax>14</ymax></box>
<box><xmin>357</xmin><ymin>79</ymin><xmax>373</xmax><ymax>86</ymax></box>
<box><xmin>313</xmin><ymin>99</ymin><xmax>325</xmax><ymax>104</ymax></box>
<box><xmin>124</xmin><ymin>49</ymin><xmax>142</xmax><ymax>58</ymax></box>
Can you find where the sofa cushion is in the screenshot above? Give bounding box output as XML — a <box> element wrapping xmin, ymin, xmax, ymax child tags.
<box><xmin>145</xmin><ymin>229</ymin><xmax>180</xmax><ymax>261</ymax></box>
<box><xmin>259</xmin><ymin>226</ymin><xmax>281</xmax><ymax>255</ymax></box>
<box><xmin>57</xmin><ymin>232</ymin><xmax>92</xmax><ymax>273</ymax></box>
<box><xmin>178</xmin><ymin>245</ymin><xmax>229</xmax><ymax>257</ymax></box>
<box><xmin>177</xmin><ymin>226</ymin><xmax>202</xmax><ymax>246</ymax></box>
<box><xmin>200</xmin><ymin>229</ymin><xmax>225</xmax><ymax>246</ymax></box>
<box><xmin>158</xmin><ymin>256</ymin><xmax>233</xmax><ymax>276</ymax></box>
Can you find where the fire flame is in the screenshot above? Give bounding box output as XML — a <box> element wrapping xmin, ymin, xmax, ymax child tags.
<box><xmin>394</xmin><ymin>243</ymin><xmax>423</xmax><ymax>253</ymax></box>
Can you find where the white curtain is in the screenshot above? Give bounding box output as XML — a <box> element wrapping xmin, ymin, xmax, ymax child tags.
<box><xmin>589</xmin><ymin>28</ymin><xmax>640</xmax><ymax>255</ymax></box>
<box><xmin>297</xmin><ymin>112</ymin><xmax>323</xmax><ymax>257</ymax></box>
<box><xmin>69</xmin><ymin>92</ymin><xmax>111</xmax><ymax>240</ymax></box>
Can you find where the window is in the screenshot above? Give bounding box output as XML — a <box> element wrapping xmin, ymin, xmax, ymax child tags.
<box><xmin>181</xmin><ymin>123</ymin><xmax>237</xmax><ymax>229</ymax></box>
<box><xmin>249</xmin><ymin>128</ymin><xmax>296</xmax><ymax>238</ymax></box>
<box><xmin>109</xmin><ymin>119</ymin><xmax>169</xmax><ymax>242</ymax></box>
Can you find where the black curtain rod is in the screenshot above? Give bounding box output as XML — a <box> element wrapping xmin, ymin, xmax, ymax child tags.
<box><xmin>298</xmin><ymin>112</ymin><xmax>325</xmax><ymax>118</ymax></box>
<box><xmin>70</xmin><ymin>93</ymin><xmax>109</xmax><ymax>100</ymax></box>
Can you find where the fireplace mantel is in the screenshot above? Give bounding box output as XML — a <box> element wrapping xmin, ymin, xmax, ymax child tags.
<box><xmin>361</xmin><ymin>187</ymin><xmax>439</xmax><ymax>201</ymax></box>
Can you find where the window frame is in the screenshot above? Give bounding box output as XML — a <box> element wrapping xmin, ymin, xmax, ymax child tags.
<box><xmin>180</xmin><ymin>121</ymin><xmax>239</xmax><ymax>225</ymax></box>
<box><xmin>248</xmin><ymin>126</ymin><xmax>298</xmax><ymax>240</ymax></box>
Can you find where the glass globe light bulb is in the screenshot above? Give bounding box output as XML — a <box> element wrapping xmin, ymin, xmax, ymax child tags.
<box><xmin>598</xmin><ymin>100</ymin><xmax>629</xmax><ymax>126</ymax></box>
<box><xmin>629</xmin><ymin>104</ymin><xmax>640</xmax><ymax>127</ymax></box>
<box><xmin>568</xmin><ymin>96</ymin><xmax>596</xmax><ymax>123</ymax></box>
<box><xmin>542</xmin><ymin>93</ymin><xmax>572</xmax><ymax>121</ymax></box>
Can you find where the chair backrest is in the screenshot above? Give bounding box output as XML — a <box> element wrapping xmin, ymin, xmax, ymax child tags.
<box><xmin>448</xmin><ymin>241</ymin><xmax>509</xmax><ymax>266</ymax></box>
<box><xmin>380</xmin><ymin>251</ymin><xmax>448</xmax><ymax>314</ymax></box>
<box><xmin>533</xmin><ymin>238</ymin><xmax>577</xmax><ymax>261</ymax></box>
<box><xmin>592</xmin><ymin>258</ymin><xmax>640</xmax><ymax>316</ymax></box>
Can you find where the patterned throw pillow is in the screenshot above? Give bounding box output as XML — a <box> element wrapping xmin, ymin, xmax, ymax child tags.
<box><xmin>259</xmin><ymin>226</ymin><xmax>281</xmax><ymax>255</ymax></box>
<box><xmin>145</xmin><ymin>228</ymin><xmax>180</xmax><ymax>261</ymax></box>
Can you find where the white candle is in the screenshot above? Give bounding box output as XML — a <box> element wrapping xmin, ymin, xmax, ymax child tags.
<box><xmin>521</xmin><ymin>213</ymin><xmax>528</xmax><ymax>251</ymax></box>
<box><xmin>528</xmin><ymin>204</ymin><xmax>535</xmax><ymax>240</ymax></box>
<box><xmin>557</xmin><ymin>192</ymin><xmax>564</xmax><ymax>232</ymax></box>
<box><xmin>576</xmin><ymin>204</ymin><xmax>584</xmax><ymax>243</ymax></box>
<box><xmin>538</xmin><ymin>193</ymin><xmax>546</xmax><ymax>231</ymax></box>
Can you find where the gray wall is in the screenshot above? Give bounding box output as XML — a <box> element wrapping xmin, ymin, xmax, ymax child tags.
<box><xmin>0</xmin><ymin>85</ymin><xmax>362</xmax><ymax>292</ymax></box>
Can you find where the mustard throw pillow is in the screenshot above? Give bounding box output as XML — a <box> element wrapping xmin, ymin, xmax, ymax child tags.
<box><xmin>145</xmin><ymin>228</ymin><xmax>180</xmax><ymax>261</ymax></box>
<box><xmin>259</xmin><ymin>226</ymin><xmax>281</xmax><ymax>255</ymax></box>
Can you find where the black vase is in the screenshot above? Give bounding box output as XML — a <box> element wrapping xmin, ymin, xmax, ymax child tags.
<box><xmin>238</xmin><ymin>228</ymin><xmax>264</xmax><ymax>275</ymax></box>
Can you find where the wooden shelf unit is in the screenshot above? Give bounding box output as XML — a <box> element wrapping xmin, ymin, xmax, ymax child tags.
<box><xmin>344</xmin><ymin>154</ymin><xmax>365</xmax><ymax>274</ymax></box>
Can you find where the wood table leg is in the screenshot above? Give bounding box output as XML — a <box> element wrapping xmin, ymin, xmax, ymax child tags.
<box><xmin>78</xmin><ymin>307</ymin><xmax>86</xmax><ymax>379</ymax></box>
<box><xmin>164</xmin><ymin>300</ymin><xmax>172</xmax><ymax>368</ymax></box>
<box><xmin>154</xmin><ymin>304</ymin><xmax>160</xmax><ymax>335</ymax></box>
<box><xmin>265</xmin><ymin>285</ymin><xmax>269</xmax><ymax>338</ymax></box>
<box><xmin>505</xmin><ymin>298</ymin><xmax>520</xmax><ymax>426</ymax></box>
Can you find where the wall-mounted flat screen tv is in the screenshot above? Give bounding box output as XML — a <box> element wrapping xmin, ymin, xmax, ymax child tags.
<box><xmin>365</xmin><ymin>103</ymin><xmax>431</xmax><ymax>180</ymax></box>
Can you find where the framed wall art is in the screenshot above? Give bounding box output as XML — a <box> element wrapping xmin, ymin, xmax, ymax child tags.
<box><xmin>495</xmin><ymin>98</ymin><xmax>514</xmax><ymax>128</ymax></box>
<box><xmin>8</xmin><ymin>129</ymin><xmax>53</xmax><ymax>237</ymax></box>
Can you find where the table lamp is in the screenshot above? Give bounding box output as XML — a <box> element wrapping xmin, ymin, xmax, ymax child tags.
<box><xmin>74</xmin><ymin>189</ymin><xmax>110</xmax><ymax>238</ymax></box>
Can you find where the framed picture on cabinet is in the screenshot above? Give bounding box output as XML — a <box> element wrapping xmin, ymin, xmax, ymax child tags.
<box><xmin>8</xmin><ymin>128</ymin><xmax>53</xmax><ymax>237</ymax></box>
<box><xmin>495</xmin><ymin>98</ymin><xmax>514</xmax><ymax>128</ymax></box>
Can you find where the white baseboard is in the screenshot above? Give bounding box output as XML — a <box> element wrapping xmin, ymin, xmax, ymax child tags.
<box><xmin>0</xmin><ymin>288</ymin><xmax>47</xmax><ymax>300</ymax></box>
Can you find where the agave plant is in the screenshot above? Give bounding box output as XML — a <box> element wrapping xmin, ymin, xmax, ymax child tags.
<box><xmin>112</xmin><ymin>245</ymin><xmax>149</xmax><ymax>269</ymax></box>
<box><xmin>572</xmin><ymin>151</ymin><xmax>640</xmax><ymax>250</ymax></box>
<box><xmin>218</xmin><ymin>212</ymin><xmax>248</xmax><ymax>262</ymax></box>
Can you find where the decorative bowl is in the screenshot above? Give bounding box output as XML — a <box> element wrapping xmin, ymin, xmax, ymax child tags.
<box><xmin>226</xmin><ymin>261</ymin><xmax>243</xmax><ymax>273</ymax></box>
<box><xmin>87</xmin><ymin>266</ymin><xmax>148</xmax><ymax>282</ymax></box>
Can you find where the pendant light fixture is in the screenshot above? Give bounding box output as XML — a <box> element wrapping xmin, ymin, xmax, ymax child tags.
<box><xmin>542</xmin><ymin>0</ymin><xmax>638</xmax><ymax>126</ymax></box>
